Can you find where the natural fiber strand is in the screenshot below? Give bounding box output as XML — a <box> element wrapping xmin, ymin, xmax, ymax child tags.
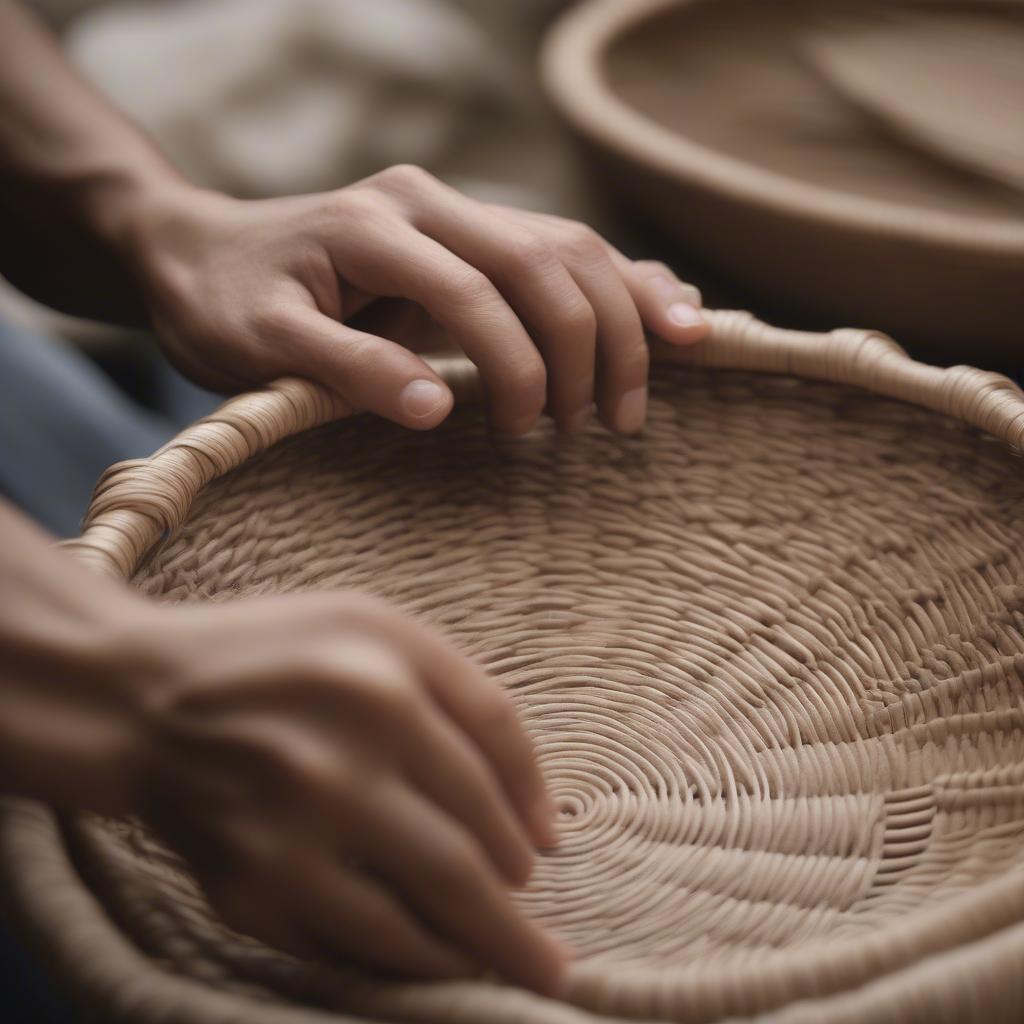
<box><xmin>3</xmin><ymin>310</ymin><xmax>1024</xmax><ymax>1022</ymax></box>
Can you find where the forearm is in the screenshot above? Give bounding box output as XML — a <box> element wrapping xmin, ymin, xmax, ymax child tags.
<box><xmin>0</xmin><ymin>498</ymin><xmax>150</xmax><ymax>812</ymax></box>
<box><xmin>0</xmin><ymin>0</ymin><xmax>189</xmax><ymax>323</ymax></box>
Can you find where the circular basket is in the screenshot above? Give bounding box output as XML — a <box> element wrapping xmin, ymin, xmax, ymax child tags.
<box><xmin>5</xmin><ymin>311</ymin><xmax>1024</xmax><ymax>1023</ymax></box>
<box><xmin>540</xmin><ymin>0</ymin><xmax>1024</xmax><ymax>359</ymax></box>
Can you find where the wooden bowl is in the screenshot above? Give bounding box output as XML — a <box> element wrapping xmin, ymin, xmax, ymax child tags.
<box><xmin>541</xmin><ymin>0</ymin><xmax>1024</xmax><ymax>360</ymax></box>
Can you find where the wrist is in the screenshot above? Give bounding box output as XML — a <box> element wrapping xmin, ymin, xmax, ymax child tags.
<box><xmin>0</xmin><ymin>580</ymin><xmax>167</xmax><ymax>816</ymax></box>
<box><xmin>81</xmin><ymin>603</ymin><xmax>178</xmax><ymax>817</ymax></box>
<box><xmin>105</xmin><ymin>179</ymin><xmax>239</xmax><ymax>312</ymax></box>
<box><xmin>78</xmin><ymin>168</ymin><xmax>200</xmax><ymax>268</ymax></box>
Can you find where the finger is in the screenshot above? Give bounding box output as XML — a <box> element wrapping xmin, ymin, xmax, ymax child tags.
<box><xmin>296</xmin><ymin>860</ymin><xmax>475</xmax><ymax>980</ymax></box>
<box><xmin>608</xmin><ymin>256</ymin><xmax>709</xmax><ymax>347</ymax></box>
<box><xmin>346</xmin><ymin>597</ymin><xmax>555</xmax><ymax>848</ymax></box>
<box><xmin>205</xmin><ymin>875</ymin><xmax>321</xmax><ymax>961</ymax></box>
<box><xmin>403</xmin><ymin>700</ymin><xmax>536</xmax><ymax>886</ymax></box>
<box><xmin>329</xmin><ymin>220</ymin><xmax>547</xmax><ymax>434</ymax></box>
<box><xmin>539</xmin><ymin>221</ymin><xmax>649</xmax><ymax>434</ymax></box>
<box><xmin>268</xmin><ymin>305</ymin><xmax>454</xmax><ymax>430</ymax></box>
<box><xmin>410</xmin><ymin>189</ymin><xmax>598</xmax><ymax>432</ymax></box>
<box><xmin>357</xmin><ymin>783</ymin><xmax>568</xmax><ymax>995</ymax></box>
<box><xmin>513</xmin><ymin>207</ymin><xmax>708</xmax><ymax>359</ymax></box>
<box><xmin>422</xmin><ymin>661</ymin><xmax>555</xmax><ymax>849</ymax></box>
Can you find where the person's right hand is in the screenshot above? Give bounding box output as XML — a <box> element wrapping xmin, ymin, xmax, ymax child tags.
<box><xmin>122</xmin><ymin>590</ymin><xmax>565</xmax><ymax>992</ymax></box>
<box><xmin>120</xmin><ymin>166</ymin><xmax>708</xmax><ymax>437</ymax></box>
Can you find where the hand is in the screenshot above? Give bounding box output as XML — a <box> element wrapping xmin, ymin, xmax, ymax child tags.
<box><xmin>125</xmin><ymin>165</ymin><xmax>708</xmax><ymax>435</ymax></box>
<box><xmin>125</xmin><ymin>590</ymin><xmax>564</xmax><ymax>991</ymax></box>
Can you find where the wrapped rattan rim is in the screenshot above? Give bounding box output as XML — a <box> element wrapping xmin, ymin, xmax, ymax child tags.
<box><xmin>540</xmin><ymin>0</ymin><xmax>1024</xmax><ymax>253</ymax></box>
<box><xmin>62</xmin><ymin>310</ymin><xmax>1024</xmax><ymax>580</ymax></box>
<box><xmin>5</xmin><ymin>309</ymin><xmax>1024</xmax><ymax>1024</ymax></box>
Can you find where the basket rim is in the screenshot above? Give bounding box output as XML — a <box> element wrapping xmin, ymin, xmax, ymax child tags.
<box><xmin>62</xmin><ymin>310</ymin><xmax>1024</xmax><ymax>582</ymax></box>
<box><xmin>7</xmin><ymin>312</ymin><xmax>1024</xmax><ymax>1023</ymax></box>
<box><xmin>539</xmin><ymin>0</ymin><xmax>1024</xmax><ymax>255</ymax></box>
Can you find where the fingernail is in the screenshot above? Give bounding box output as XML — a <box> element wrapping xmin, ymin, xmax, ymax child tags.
<box><xmin>615</xmin><ymin>387</ymin><xmax>646</xmax><ymax>434</ymax></box>
<box><xmin>401</xmin><ymin>379</ymin><xmax>449</xmax><ymax>419</ymax></box>
<box><xmin>563</xmin><ymin>406</ymin><xmax>590</xmax><ymax>434</ymax></box>
<box><xmin>667</xmin><ymin>302</ymin><xmax>705</xmax><ymax>328</ymax></box>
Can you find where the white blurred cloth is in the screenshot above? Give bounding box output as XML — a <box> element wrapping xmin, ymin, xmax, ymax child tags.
<box><xmin>61</xmin><ymin>0</ymin><xmax>586</xmax><ymax>213</ymax></box>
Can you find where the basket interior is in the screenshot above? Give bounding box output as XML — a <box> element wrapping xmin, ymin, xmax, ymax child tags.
<box><xmin>57</xmin><ymin>367</ymin><xmax>1024</xmax><ymax>1020</ymax></box>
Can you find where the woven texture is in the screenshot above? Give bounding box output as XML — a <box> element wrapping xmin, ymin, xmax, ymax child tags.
<box><xmin>4</xmin><ymin>312</ymin><xmax>1024</xmax><ymax>1022</ymax></box>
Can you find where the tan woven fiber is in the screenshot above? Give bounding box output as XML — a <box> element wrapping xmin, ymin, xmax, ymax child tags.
<box><xmin>4</xmin><ymin>310</ymin><xmax>1024</xmax><ymax>1022</ymax></box>
<box><xmin>541</xmin><ymin>0</ymin><xmax>1024</xmax><ymax>358</ymax></box>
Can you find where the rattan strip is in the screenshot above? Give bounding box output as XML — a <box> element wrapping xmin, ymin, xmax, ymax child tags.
<box><xmin>2</xmin><ymin>311</ymin><xmax>1019</xmax><ymax>1024</ymax></box>
<box><xmin>61</xmin><ymin>310</ymin><xmax>1024</xmax><ymax>582</ymax></box>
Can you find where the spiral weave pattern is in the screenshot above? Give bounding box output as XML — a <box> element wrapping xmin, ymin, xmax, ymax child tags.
<box><xmin>4</xmin><ymin>314</ymin><xmax>1024</xmax><ymax>1023</ymax></box>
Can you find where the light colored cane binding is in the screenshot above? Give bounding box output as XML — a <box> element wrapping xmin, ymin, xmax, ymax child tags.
<box><xmin>6</xmin><ymin>311</ymin><xmax>1024</xmax><ymax>1023</ymax></box>
<box><xmin>62</xmin><ymin>310</ymin><xmax>1024</xmax><ymax>581</ymax></box>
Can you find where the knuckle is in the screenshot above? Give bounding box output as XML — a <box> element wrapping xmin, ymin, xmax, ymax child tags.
<box><xmin>507</xmin><ymin>233</ymin><xmax>556</xmax><ymax>273</ymax></box>
<box><xmin>422</xmin><ymin>841</ymin><xmax>480</xmax><ymax>902</ymax></box>
<box><xmin>559</xmin><ymin>298</ymin><xmax>597</xmax><ymax>340</ymax></box>
<box><xmin>475</xmin><ymin>693</ymin><xmax>519</xmax><ymax>738</ymax></box>
<box><xmin>617</xmin><ymin>338</ymin><xmax>650</xmax><ymax>380</ymax></box>
<box><xmin>255</xmin><ymin>735</ymin><xmax>310</xmax><ymax>786</ymax></box>
<box><xmin>244</xmin><ymin>301</ymin><xmax>298</xmax><ymax>342</ymax></box>
<box><xmin>369</xmin><ymin>674</ymin><xmax>423</xmax><ymax>721</ymax></box>
<box><xmin>231</xmin><ymin>726</ymin><xmax>328</xmax><ymax>799</ymax></box>
<box><xmin>633</xmin><ymin>259</ymin><xmax>672</xmax><ymax>279</ymax></box>
<box><xmin>322</xmin><ymin>188</ymin><xmax>374</xmax><ymax>220</ymax></box>
<box><xmin>285</xmin><ymin>742</ymin><xmax>342</xmax><ymax>794</ymax></box>
<box><xmin>321</xmin><ymin>189</ymin><xmax>398</xmax><ymax>232</ymax></box>
<box><xmin>560</xmin><ymin>222</ymin><xmax>606</xmax><ymax>265</ymax></box>
<box><xmin>376</xmin><ymin>162</ymin><xmax>435</xmax><ymax>195</ymax></box>
<box><xmin>438</xmin><ymin>265</ymin><xmax>495</xmax><ymax>309</ymax></box>
<box><xmin>298</xmin><ymin>636</ymin><xmax>426</xmax><ymax>724</ymax></box>
<box><xmin>335</xmin><ymin>651</ymin><xmax>424</xmax><ymax>718</ymax></box>
<box><xmin>504</xmin><ymin>353</ymin><xmax>547</xmax><ymax>403</ymax></box>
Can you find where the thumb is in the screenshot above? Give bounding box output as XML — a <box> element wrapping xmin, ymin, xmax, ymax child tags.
<box><xmin>280</xmin><ymin>307</ymin><xmax>455</xmax><ymax>429</ymax></box>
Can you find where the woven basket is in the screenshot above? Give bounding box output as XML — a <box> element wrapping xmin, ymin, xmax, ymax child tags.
<box><xmin>4</xmin><ymin>311</ymin><xmax>1024</xmax><ymax>1023</ymax></box>
<box><xmin>540</xmin><ymin>0</ymin><xmax>1024</xmax><ymax>359</ymax></box>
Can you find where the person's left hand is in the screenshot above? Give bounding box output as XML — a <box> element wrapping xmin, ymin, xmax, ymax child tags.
<box><xmin>125</xmin><ymin>165</ymin><xmax>708</xmax><ymax>435</ymax></box>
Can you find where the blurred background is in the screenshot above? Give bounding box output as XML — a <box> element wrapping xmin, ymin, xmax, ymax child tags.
<box><xmin>2</xmin><ymin>0</ymin><xmax>605</xmax><ymax>411</ymax></box>
<box><xmin>5</xmin><ymin>0</ymin><xmax>1023</xmax><ymax>543</ymax></box>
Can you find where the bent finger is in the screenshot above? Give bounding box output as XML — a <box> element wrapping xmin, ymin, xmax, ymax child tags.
<box><xmin>404</xmin><ymin>703</ymin><xmax>536</xmax><ymax>886</ymax></box>
<box><xmin>357</xmin><ymin>783</ymin><xmax>567</xmax><ymax>994</ymax></box>
<box><xmin>298</xmin><ymin>860</ymin><xmax>474</xmax><ymax>979</ymax></box>
<box><xmin>611</xmin><ymin>256</ymin><xmax>709</xmax><ymax>347</ymax></box>
<box><xmin>413</xmin><ymin>191</ymin><xmax>598</xmax><ymax>431</ymax></box>
<box><xmin>329</xmin><ymin>221</ymin><xmax>546</xmax><ymax>434</ymax></box>
<box><xmin>355</xmin><ymin>599</ymin><xmax>555</xmax><ymax>848</ymax></box>
<box><xmin>271</xmin><ymin>306</ymin><xmax>454</xmax><ymax>429</ymax></box>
